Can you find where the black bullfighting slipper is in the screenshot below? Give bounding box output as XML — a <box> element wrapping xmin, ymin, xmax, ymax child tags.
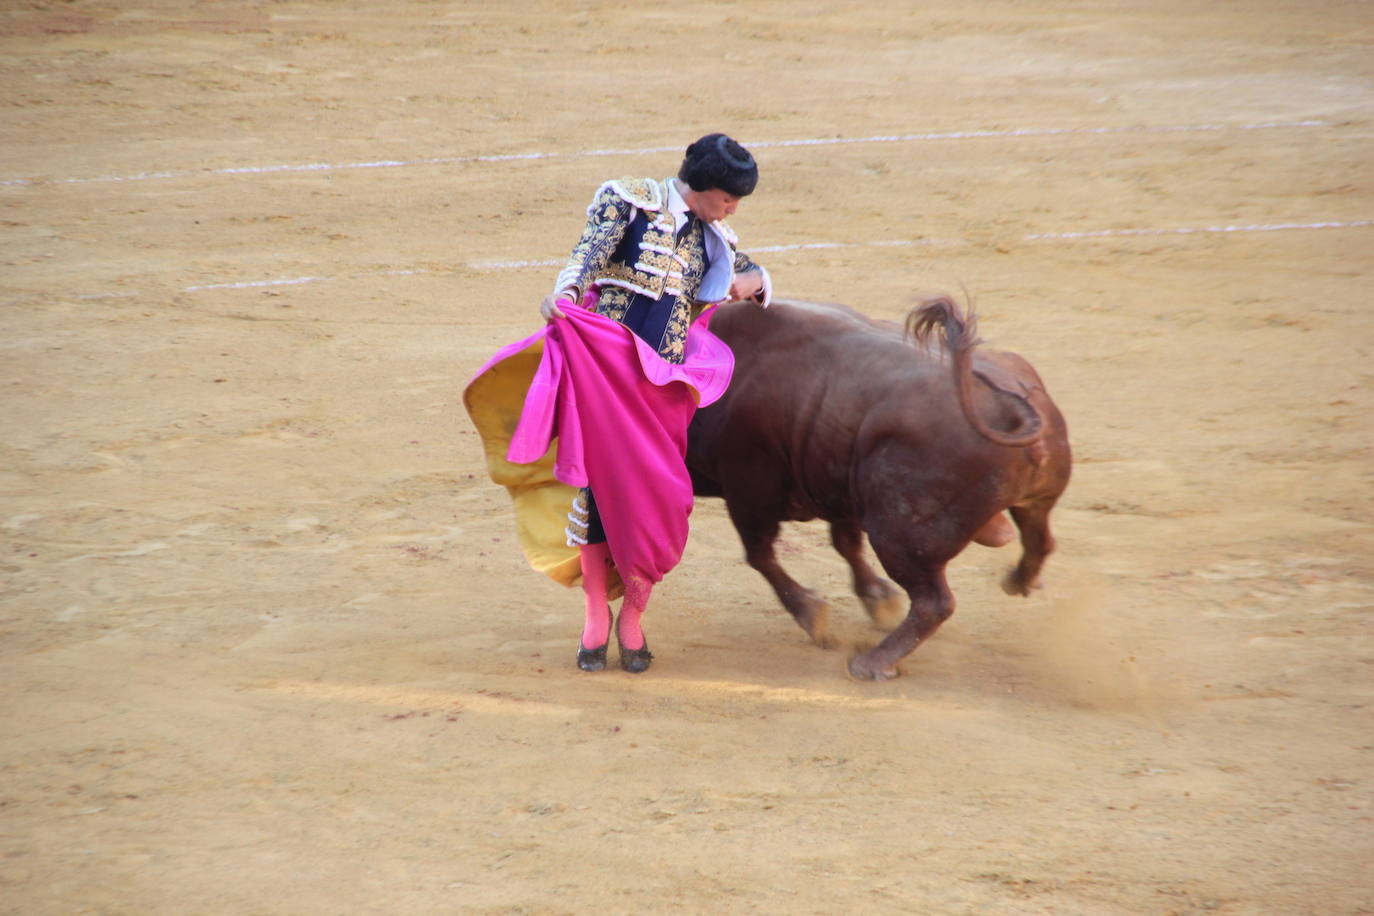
<box><xmin>577</xmin><ymin>609</ymin><xmax>613</xmax><ymax>672</ymax></box>
<box><xmin>577</xmin><ymin>642</ymin><xmax>608</xmax><ymax>672</ymax></box>
<box><xmin>617</xmin><ymin>635</ymin><xmax>653</xmax><ymax>674</ymax></box>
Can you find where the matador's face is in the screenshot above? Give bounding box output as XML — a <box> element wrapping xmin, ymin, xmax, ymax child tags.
<box><xmin>686</xmin><ymin>187</ymin><xmax>741</xmax><ymax>223</ymax></box>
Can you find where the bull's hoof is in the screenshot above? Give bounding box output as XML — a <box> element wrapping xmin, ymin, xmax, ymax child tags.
<box><xmin>1000</xmin><ymin>569</ymin><xmax>1043</xmax><ymax>597</ymax></box>
<box><xmin>847</xmin><ymin>653</ymin><xmax>900</xmax><ymax>681</ymax></box>
<box><xmin>789</xmin><ymin>590</ymin><xmax>836</xmax><ymax>649</ymax></box>
<box><xmin>812</xmin><ymin>630</ymin><xmax>840</xmax><ymax>651</ymax></box>
<box><xmin>859</xmin><ymin>579</ymin><xmax>905</xmax><ymax>629</ymax></box>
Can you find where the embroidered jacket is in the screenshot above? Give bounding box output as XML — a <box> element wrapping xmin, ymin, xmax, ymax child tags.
<box><xmin>551</xmin><ymin>177</ymin><xmax>770</xmax><ymax>545</ymax></box>
<box><xmin>552</xmin><ymin>177</ymin><xmax>771</xmax><ymax>315</ymax></box>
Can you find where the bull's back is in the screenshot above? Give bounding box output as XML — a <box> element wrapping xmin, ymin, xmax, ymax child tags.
<box><xmin>692</xmin><ymin>299</ymin><xmax>1067</xmax><ymax>501</ymax></box>
<box><xmin>690</xmin><ymin>301</ymin><xmax>955</xmax><ymax>512</ymax></box>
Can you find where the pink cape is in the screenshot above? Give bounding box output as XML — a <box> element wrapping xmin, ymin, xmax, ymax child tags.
<box><xmin>464</xmin><ymin>305</ymin><xmax>733</xmax><ymax>587</ymax></box>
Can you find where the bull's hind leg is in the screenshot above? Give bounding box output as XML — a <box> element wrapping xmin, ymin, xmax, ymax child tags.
<box><xmin>848</xmin><ymin>564</ymin><xmax>954</xmax><ymax>681</ymax></box>
<box><xmin>847</xmin><ymin>449</ymin><xmax>964</xmax><ymax>679</ymax></box>
<box><xmin>726</xmin><ymin>504</ymin><xmax>838</xmax><ymax>649</ymax></box>
<box><xmin>1002</xmin><ymin>501</ymin><xmax>1057</xmax><ymax>596</ymax></box>
<box><xmin>829</xmin><ymin>518</ymin><xmax>904</xmax><ymax>629</ymax></box>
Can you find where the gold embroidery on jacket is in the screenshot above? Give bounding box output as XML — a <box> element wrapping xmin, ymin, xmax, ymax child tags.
<box><xmin>654</xmin><ymin>218</ymin><xmax>707</xmax><ymax>362</ymax></box>
<box><xmin>554</xmin><ymin>186</ymin><xmax>635</xmax><ymax>301</ymax></box>
<box><xmin>594</xmin><ymin>286</ymin><xmax>634</xmax><ymax>325</ymax></box>
<box><xmin>555</xmin><ymin>178</ymin><xmax>730</xmax><ymax>363</ymax></box>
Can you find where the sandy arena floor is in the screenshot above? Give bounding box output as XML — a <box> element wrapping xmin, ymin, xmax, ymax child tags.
<box><xmin>2</xmin><ymin>2</ymin><xmax>1372</xmax><ymax>913</ymax></box>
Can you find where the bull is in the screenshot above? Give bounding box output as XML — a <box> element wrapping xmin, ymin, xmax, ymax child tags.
<box><xmin>686</xmin><ymin>296</ymin><xmax>1072</xmax><ymax>680</ymax></box>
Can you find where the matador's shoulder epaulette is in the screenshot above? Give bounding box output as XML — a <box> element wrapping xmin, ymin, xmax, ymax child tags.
<box><xmin>598</xmin><ymin>177</ymin><xmax>664</xmax><ymax>212</ymax></box>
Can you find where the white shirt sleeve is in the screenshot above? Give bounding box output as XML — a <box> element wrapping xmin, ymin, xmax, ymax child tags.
<box><xmin>697</xmin><ymin>229</ymin><xmax>734</xmax><ymax>302</ymax></box>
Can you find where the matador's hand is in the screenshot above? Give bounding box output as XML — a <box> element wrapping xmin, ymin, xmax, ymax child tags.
<box><xmin>729</xmin><ymin>271</ymin><xmax>765</xmax><ymax>303</ymax></box>
<box><xmin>540</xmin><ymin>293</ymin><xmax>573</xmax><ymax>321</ymax></box>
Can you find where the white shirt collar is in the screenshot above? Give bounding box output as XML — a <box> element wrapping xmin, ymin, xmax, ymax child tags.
<box><xmin>666</xmin><ymin>178</ymin><xmax>692</xmax><ymax>232</ymax></box>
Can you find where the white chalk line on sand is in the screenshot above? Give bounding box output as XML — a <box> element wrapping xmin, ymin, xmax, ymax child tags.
<box><xmin>168</xmin><ymin>219</ymin><xmax>1370</xmax><ymax>294</ymax></box>
<box><xmin>1</xmin><ymin>119</ymin><xmax>1333</xmax><ymax>188</ymax></box>
<box><xmin>182</xmin><ymin>267</ymin><xmax>426</xmax><ymax>292</ymax></box>
<box><xmin>1022</xmin><ymin>219</ymin><xmax>1373</xmax><ymax>241</ymax></box>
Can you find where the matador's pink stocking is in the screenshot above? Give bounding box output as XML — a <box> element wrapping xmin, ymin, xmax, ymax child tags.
<box><xmin>617</xmin><ymin>575</ymin><xmax>652</xmax><ymax>651</ymax></box>
<box><xmin>579</xmin><ymin>542</ymin><xmax>613</xmax><ymax>649</ymax></box>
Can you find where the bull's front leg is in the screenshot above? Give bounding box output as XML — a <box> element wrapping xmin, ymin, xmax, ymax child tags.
<box><xmin>727</xmin><ymin>506</ymin><xmax>837</xmax><ymax>649</ymax></box>
<box><xmin>847</xmin><ymin>565</ymin><xmax>954</xmax><ymax>681</ymax></box>
<box><xmin>829</xmin><ymin>518</ymin><xmax>904</xmax><ymax>629</ymax></box>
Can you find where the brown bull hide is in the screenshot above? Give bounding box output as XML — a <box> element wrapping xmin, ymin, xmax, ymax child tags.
<box><xmin>687</xmin><ymin>297</ymin><xmax>1072</xmax><ymax>680</ymax></box>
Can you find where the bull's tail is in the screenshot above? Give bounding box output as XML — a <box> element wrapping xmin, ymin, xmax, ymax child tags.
<box><xmin>905</xmin><ymin>296</ymin><xmax>1044</xmax><ymax>448</ymax></box>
